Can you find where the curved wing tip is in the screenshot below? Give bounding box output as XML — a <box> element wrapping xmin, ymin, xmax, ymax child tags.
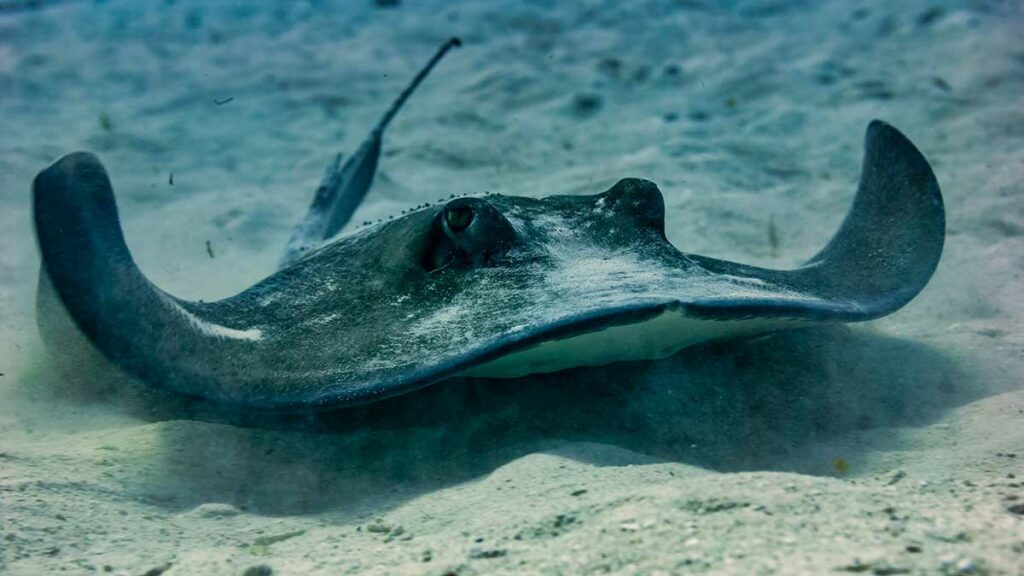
<box><xmin>867</xmin><ymin>118</ymin><xmax>894</xmax><ymax>133</ymax></box>
<box><xmin>864</xmin><ymin>118</ymin><xmax>942</xmax><ymax>201</ymax></box>
<box><xmin>863</xmin><ymin>119</ymin><xmax>944</xmax><ymax>306</ymax></box>
<box><xmin>866</xmin><ymin>119</ymin><xmax>910</xmax><ymax>139</ymax></box>
<box><xmin>33</xmin><ymin>151</ymin><xmax>108</xmax><ymax>203</ymax></box>
<box><xmin>58</xmin><ymin>150</ymin><xmax>102</xmax><ymax>164</ymax></box>
<box><xmin>866</xmin><ymin>119</ymin><xmax>935</xmax><ymax>170</ymax></box>
<box><xmin>39</xmin><ymin>150</ymin><xmax>104</xmax><ymax>176</ymax></box>
<box><xmin>867</xmin><ymin>119</ymin><xmax>912</xmax><ymax>154</ymax></box>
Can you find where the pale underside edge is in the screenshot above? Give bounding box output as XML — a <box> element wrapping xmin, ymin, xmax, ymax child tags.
<box><xmin>460</xmin><ymin>308</ymin><xmax>815</xmax><ymax>379</ymax></box>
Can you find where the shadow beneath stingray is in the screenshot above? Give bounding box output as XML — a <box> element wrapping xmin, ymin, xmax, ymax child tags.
<box><xmin>23</xmin><ymin>325</ymin><xmax>980</xmax><ymax>516</ymax></box>
<box><xmin>117</xmin><ymin>325</ymin><xmax>979</xmax><ymax>515</ymax></box>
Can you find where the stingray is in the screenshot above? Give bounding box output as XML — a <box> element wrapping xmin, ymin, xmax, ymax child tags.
<box><xmin>33</xmin><ymin>38</ymin><xmax>944</xmax><ymax>410</ymax></box>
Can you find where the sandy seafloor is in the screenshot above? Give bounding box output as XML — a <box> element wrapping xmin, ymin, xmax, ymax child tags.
<box><xmin>1</xmin><ymin>0</ymin><xmax>1023</xmax><ymax>574</ymax></box>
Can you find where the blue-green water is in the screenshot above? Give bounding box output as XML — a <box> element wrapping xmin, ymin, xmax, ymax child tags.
<box><xmin>1</xmin><ymin>1</ymin><xmax>1022</xmax><ymax>574</ymax></box>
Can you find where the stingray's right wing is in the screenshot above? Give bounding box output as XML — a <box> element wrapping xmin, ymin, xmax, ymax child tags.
<box><xmin>682</xmin><ymin>120</ymin><xmax>944</xmax><ymax>322</ymax></box>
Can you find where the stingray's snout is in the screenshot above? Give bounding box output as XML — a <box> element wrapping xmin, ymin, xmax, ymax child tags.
<box><xmin>603</xmin><ymin>178</ymin><xmax>666</xmax><ymax>237</ymax></box>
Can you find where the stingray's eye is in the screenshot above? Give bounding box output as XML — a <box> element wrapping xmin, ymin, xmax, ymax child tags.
<box><xmin>422</xmin><ymin>197</ymin><xmax>519</xmax><ymax>272</ymax></box>
<box><xmin>444</xmin><ymin>204</ymin><xmax>474</xmax><ymax>233</ymax></box>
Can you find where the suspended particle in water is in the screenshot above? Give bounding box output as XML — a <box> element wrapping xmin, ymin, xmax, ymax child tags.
<box><xmin>98</xmin><ymin>112</ymin><xmax>113</xmax><ymax>132</ymax></box>
<box><xmin>768</xmin><ymin>216</ymin><xmax>780</xmax><ymax>256</ymax></box>
<box><xmin>833</xmin><ymin>457</ymin><xmax>849</xmax><ymax>475</ymax></box>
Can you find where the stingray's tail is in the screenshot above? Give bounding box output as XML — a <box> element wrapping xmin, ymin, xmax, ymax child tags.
<box><xmin>796</xmin><ymin>120</ymin><xmax>945</xmax><ymax>316</ymax></box>
<box><xmin>279</xmin><ymin>37</ymin><xmax>462</xmax><ymax>269</ymax></box>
